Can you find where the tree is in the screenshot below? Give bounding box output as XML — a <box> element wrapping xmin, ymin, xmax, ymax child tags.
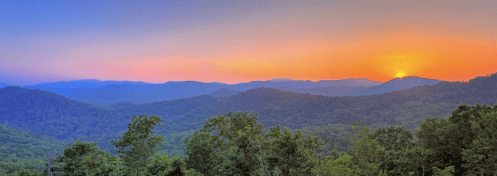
<box><xmin>462</xmin><ymin>110</ymin><xmax>497</xmax><ymax>175</ymax></box>
<box><xmin>316</xmin><ymin>153</ymin><xmax>357</xmax><ymax>176</ymax></box>
<box><xmin>13</xmin><ymin>169</ymin><xmax>44</xmax><ymax>176</ymax></box>
<box><xmin>266</xmin><ymin>126</ymin><xmax>324</xmax><ymax>176</ymax></box>
<box><xmin>184</xmin><ymin>111</ymin><xmax>323</xmax><ymax>176</ymax></box>
<box><xmin>57</xmin><ymin>140</ymin><xmax>117</xmax><ymax>175</ymax></box>
<box><xmin>145</xmin><ymin>152</ymin><xmax>203</xmax><ymax>176</ymax></box>
<box><xmin>415</xmin><ymin>104</ymin><xmax>497</xmax><ymax>176</ymax></box>
<box><xmin>111</xmin><ymin>114</ymin><xmax>163</xmax><ymax>175</ymax></box>
<box><xmin>405</xmin><ymin>145</ymin><xmax>434</xmax><ymax>176</ymax></box>
<box><xmin>371</xmin><ymin>125</ymin><xmax>414</xmax><ymax>175</ymax></box>
<box><xmin>432</xmin><ymin>166</ymin><xmax>455</xmax><ymax>176</ymax></box>
<box><xmin>185</xmin><ymin>112</ymin><xmax>266</xmax><ymax>176</ymax></box>
<box><xmin>184</xmin><ymin>132</ymin><xmax>217</xmax><ymax>176</ymax></box>
<box><xmin>414</xmin><ymin>116</ymin><xmax>449</xmax><ymax>175</ymax></box>
<box><xmin>255</xmin><ymin>154</ymin><xmax>282</xmax><ymax>176</ymax></box>
<box><xmin>347</xmin><ymin>120</ymin><xmax>385</xmax><ymax>176</ymax></box>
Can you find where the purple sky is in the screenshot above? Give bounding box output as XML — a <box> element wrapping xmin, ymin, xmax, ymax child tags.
<box><xmin>1</xmin><ymin>0</ymin><xmax>497</xmax><ymax>85</ymax></box>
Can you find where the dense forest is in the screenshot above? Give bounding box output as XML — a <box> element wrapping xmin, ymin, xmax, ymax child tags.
<box><xmin>1</xmin><ymin>73</ymin><xmax>497</xmax><ymax>175</ymax></box>
<box><xmin>2</xmin><ymin>103</ymin><xmax>497</xmax><ymax>175</ymax></box>
<box><xmin>1</xmin><ymin>74</ymin><xmax>493</xmax><ymax>141</ymax></box>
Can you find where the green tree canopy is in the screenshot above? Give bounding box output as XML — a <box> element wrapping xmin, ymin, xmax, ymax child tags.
<box><xmin>57</xmin><ymin>140</ymin><xmax>118</xmax><ymax>175</ymax></box>
<box><xmin>111</xmin><ymin>114</ymin><xmax>163</xmax><ymax>175</ymax></box>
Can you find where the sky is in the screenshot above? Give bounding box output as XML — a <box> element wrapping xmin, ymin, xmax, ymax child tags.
<box><xmin>1</xmin><ymin>0</ymin><xmax>497</xmax><ymax>85</ymax></box>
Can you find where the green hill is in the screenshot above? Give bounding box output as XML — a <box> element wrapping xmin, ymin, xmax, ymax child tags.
<box><xmin>0</xmin><ymin>86</ymin><xmax>131</xmax><ymax>140</ymax></box>
<box><xmin>1</xmin><ymin>73</ymin><xmax>497</xmax><ymax>160</ymax></box>
<box><xmin>0</xmin><ymin>123</ymin><xmax>72</xmax><ymax>173</ymax></box>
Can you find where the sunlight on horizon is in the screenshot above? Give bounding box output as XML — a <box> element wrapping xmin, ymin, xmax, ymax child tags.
<box><xmin>396</xmin><ymin>70</ymin><xmax>406</xmax><ymax>78</ymax></box>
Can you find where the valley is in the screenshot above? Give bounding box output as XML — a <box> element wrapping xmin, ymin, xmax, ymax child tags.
<box><xmin>1</xmin><ymin>73</ymin><xmax>496</xmax><ymax>175</ymax></box>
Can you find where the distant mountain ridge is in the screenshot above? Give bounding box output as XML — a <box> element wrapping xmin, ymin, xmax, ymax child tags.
<box><xmin>162</xmin><ymin>74</ymin><xmax>495</xmax><ymax>132</ymax></box>
<box><xmin>21</xmin><ymin>78</ymin><xmax>384</xmax><ymax>105</ymax></box>
<box><xmin>1</xmin><ymin>73</ymin><xmax>496</xmax><ymax>159</ymax></box>
<box><xmin>25</xmin><ymin>79</ymin><xmax>153</xmax><ymax>89</ymax></box>
<box><xmin>345</xmin><ymin>76</ymin><xmax>443</xmax><ymax>96</ymax></box>
<box><xmin>272</xmin><ymin>77</ymin><xmax>443</xmax><ymax>97</ymax></box>
<box><xmin>0</xmin><ymin>83</ymin><xmax>9</xmax><ymax>89</ymax></box>
<box><xmin>275</xmin><ymin>86</ymin><xmax>370</xmax><ymax>96</ymax></box>
<box><xmin>209</xmin><ymin>88</ymin><xmax>241</xmax><ymax>97</ymax></box>
<box><xmin>18</xmin><ymin>77</ymin><xmax>445</xmax><ymax>106</ymax></box>
<box><xmin>1</xmin><ymin>73</ymin><xmax>497</xmax><ymax>149</ymax></box>
<box><xmin>267</xmin><ymin>78</ymin><xmax>293</xmax><ymax>82</ymax></box>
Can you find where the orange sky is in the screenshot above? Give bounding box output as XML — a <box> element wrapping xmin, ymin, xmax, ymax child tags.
<box><xmin>1</xmin><ymin>0</ymin><xmax>497</xmax><ymax>85</ymax></box>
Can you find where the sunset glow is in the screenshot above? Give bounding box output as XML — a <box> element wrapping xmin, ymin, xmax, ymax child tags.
<box><xmin>1</xmin><ymin>0</ymin><xmax>497</xmax><ymax>85</ymax></box>
<box><xmin>396</xmin><ymin>71</ymin><xmax>406</xmax><ymax>78</ymax></box>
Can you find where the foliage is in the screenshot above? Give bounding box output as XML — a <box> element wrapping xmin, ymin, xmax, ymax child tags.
<box><xmin>461</xmin><ymin>110</ymin><xmax>497</xmax><ymax>175</ymax></box>
<box><xmin>415</xmin><ymin>104</ymin><xmax>497</xmax><ymax>175</ymax></box>
<box><xmin>184</xmin><ymin>112</ymin><xmax>267</xmax><ymax>176</ymax></box>
<box><xmin>347</xmin><ymin>120</ymin><xmax>385</xmax><ymax>176</ymax></box>
<box><xmin>3</xmin><ymin>100</ymin><xmax>497</xmax><ymax>175</ymax></box>
<box><xmin>299</xmin><ymin>124</ymin><xmax>354</xmax><ymax>155</ymax></box>
<box><xmin>370</xmin><ymin>125</ymin><xmax>414</xmax><ymax>175</ymax></box>
<box><xmin>432</xmin><ymin>166</ymin><xmax>455</xmax><ymax>176</ymax></box>
<box><xmin>265</xmin><ymin>125</ymin><xmax>324</xmax><ymax>176</ymax></box>
<box><xmin>315</xmin><ymin>153</ymin><xmax>357</xmax><ymax>176</ymax></box>
<box><xmin>57</xmin><ymin>140</ymin><xmax>118</xmax><ymax>175</ymax></box>
<box><xmin>111</xmin><ymin>114</ymin><xmax>163</xmax><ymax>175</ymax></box>
<box><xmin>0</xmin><ymin>154</ymin><xmax>45</xmax><ymax>176</ymax></box>
<box><xmin>146</xmin><ymin>152</ymin><xmax>203</xmax><ymax>176</ymax></box>
<box><xmin>3</xmin><ymin>73</ymin><xmax>497</xmax><ymax>153</ymax></box>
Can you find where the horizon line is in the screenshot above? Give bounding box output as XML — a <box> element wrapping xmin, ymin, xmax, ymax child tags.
<box><xmin>0</xmin><ymin>75</ymin><xmax>458</xmax><ymax>86</ymax></box>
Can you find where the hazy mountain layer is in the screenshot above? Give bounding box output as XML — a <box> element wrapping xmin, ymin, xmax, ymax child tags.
<box><xmin>22</xmin><ymin>78</ymin><xmax>384</xmax><ymax>105</ymax></box>
<box><xmin>209</xmin><ymin>88</ymin><xmax>241</xmax><ymax>97</ymax></box>
<box><xmin>275</xmin><ymin>86</ymin><xmax>370</xmax><ymax>96</ymax></box>
<box><xmin>0</xmin><ymin>83</ymin><xmax>9</xmax><ymax>89</ymax></box>
<box><xmin>345</xmin><ymin>76</ymin><xmax>443</xmax><ymax>96</ymax></box>
<box><xmin>1</xmin><ymin>73</ymin><xmax>496</xmax><ymax>142</ymax></box>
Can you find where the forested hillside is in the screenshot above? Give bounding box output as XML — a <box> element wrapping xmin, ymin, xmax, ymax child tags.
<box><xmin>209</xmin><ymin>88</ymin><xmax>241</xmax><ymax>97</ymax></box>
<box><xmin>1</xmin><ymin>73</ymin><xmax>497</xmax><ymax>175</ymax></box>
<box><xmin>154</xmin><ymin>73</ymin><xmax>497</xmax><ymax>133</ymax></box>
<box><xmin>108</xmin><ymin>95</ymin><xmax>221</xmax><ymax>118</ymax></box>
<box><xmin>0</xmin><ymin>123</ymin><xmax>70</xmax><ymax>159</ymax></box>
<box><xmin>0</xmin><ymin>86</ymin><xmax>131</xmax><ymax>140</ymax></box>
<box><xmin>0</xmin><ymin>123</ymin><xmax>71</xmax><ymax>174</ymax></box>
<box><xmin>1</xmin><ymin>73</ymin><xmax>497</xmax><ymax>141</ymax></box>
<box><xmin>275</xmin><ymin>86</ymin><xmax>369</xmax><ymax>97</ymax></box>
<box><xmin>3</xmin><ymin>104</ymin><xmax>496</xmax><ymax>175</ymax></box>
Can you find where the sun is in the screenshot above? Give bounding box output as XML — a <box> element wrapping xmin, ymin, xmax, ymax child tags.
<box><xmin>396</xmin><ymin>70</ymin><xmax>406</xmax><ymax>78</ymax></box>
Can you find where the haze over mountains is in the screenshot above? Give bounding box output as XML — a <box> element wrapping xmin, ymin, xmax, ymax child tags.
<box><xmin>209</xmin><ymin>88</ymin><xmax>241</xmax><ymax>97</ymax></box>
<box><xmin>19</xmin><ymin>77</ymin><xmax>441</xmax><ymax>106</ymax></box>
<box><xmin>274</xmin><ymin>76</ymin><xmax>443</xmax><ymax>97</ymax></box>
<box><xmin>1</xmin><ymin>73</ymin><xmax>496</xmax><ymax>159</ymax></box>
<box><xmin>1</xmin><ymin>73</ymin><xmax>495</xmax><ymax>141</ymax></box>
<box><xmin>0</xmin><ymin>83</ymin><xmax>9</xmax><ymax>89</ymax></box>
<box><xmin>344</xmin><ymin>76</ymin><xmax>443</xmax><ymax>96</ymax></box>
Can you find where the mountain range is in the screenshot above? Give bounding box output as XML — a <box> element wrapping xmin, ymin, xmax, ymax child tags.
<box><xmin>0</xmin><ymin>83</ymin><xmax>9</xmax><ymax>89</ymax></box>
<box><xmin>1</xmin><ymin>74</ymin><xmax>496</xmax><ymax>140</ymax></box>
<box><xmin>209</xmin><ymin>88</ymin><xmax>241</xmax><ymax>97</ymax></box>
<box><xmin>20</xmin><ymin>77</ymin><xmax>441</xmax><ymax>106</ymax></box>
<box><xmin>1</xmin><ymin>73</ymin><xmax>497</xmax><ymax>158</ymax></box>
<box><xmin>344</xmin><ymin>76</ymin><xmax>443</xmax><ymax>96</ymax></box>
<box><xmin>274</xmin><ymin>77</ymin><xmax>443</xmax><ymax>97</ymax></box>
